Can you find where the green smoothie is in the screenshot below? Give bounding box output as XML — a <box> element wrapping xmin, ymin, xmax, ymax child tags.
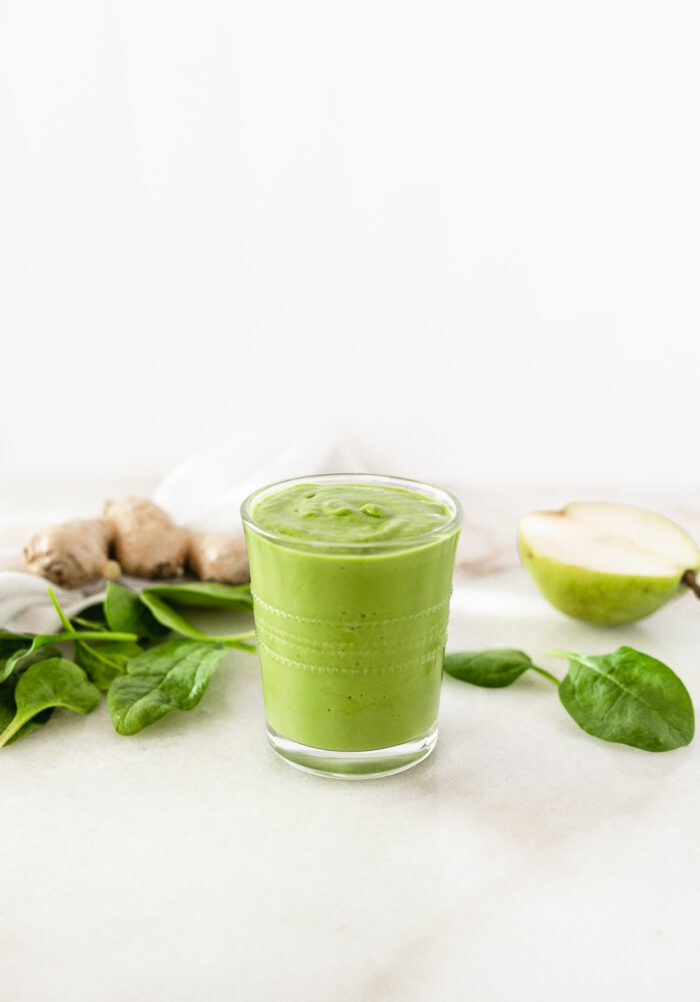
<box><xmin>241</xmin><ymin>475</ymin><xmax>462</xmax><ymax>775</ymax></box>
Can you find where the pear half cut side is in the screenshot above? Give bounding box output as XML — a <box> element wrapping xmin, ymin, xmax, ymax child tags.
<box><xmin>517</xmin><ymin>501</ymin><xmax>700</xmax><ymax>625</ymax></box>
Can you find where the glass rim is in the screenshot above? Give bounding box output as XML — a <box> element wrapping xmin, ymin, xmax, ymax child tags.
<box><xmin>240</xmin><ymin>472</ymin><xmax>463</xmax><ymax>554</ymax></box>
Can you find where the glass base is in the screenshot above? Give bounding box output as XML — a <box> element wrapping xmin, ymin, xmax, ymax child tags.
<box><xmin>266</xmin><ymin>723</ymin><xmax>438</xmax><ymax>780</ymax></box>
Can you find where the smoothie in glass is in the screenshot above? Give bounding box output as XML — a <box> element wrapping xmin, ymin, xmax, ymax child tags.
<box><xmin>241</xmin><ymin>474</ymin><xmax>462</xmax><ymax>778</ymax></box>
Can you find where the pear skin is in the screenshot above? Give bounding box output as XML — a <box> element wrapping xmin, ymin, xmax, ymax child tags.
<box><xmin>518</xmin><ymin>502</ymin><xmax>700</xmax><ymax>626</ymax></box>
<box><xmin>517</xmin><ymin>545</ymin><xmax>688</xmax><ymax>625</ymax></box>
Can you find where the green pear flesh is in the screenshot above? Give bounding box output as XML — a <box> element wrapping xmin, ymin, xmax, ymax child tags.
<box><xmin>518</xmin><ymin>502</ymin><xmax>700</xmax><ymax>625</ymax></box>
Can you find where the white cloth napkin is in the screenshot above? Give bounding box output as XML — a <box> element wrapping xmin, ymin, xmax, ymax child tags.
<box><xmin>0</xmin><ymin>430</ymin><xmax>367</xmax><ymax>634</ymax></box>
<box><xmin>152</xmin><ymin>429</ymin><xmax>366</xmax><ymax>531</ymax></box>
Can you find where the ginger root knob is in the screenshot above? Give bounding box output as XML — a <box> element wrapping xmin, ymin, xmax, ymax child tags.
<box><xmin>23</xmin><ymin>518</ymin><xmax>120</xmax><ymax>589</ymax></box>
<box><xmin>102</xmin><ymin>497</ymin><xmax>190</xmax><ymax>579</ymax></box>
<box><xmin>187</xmin><ymin>532</ymin><xmax>250</xmax><ymax>585</ymax></box>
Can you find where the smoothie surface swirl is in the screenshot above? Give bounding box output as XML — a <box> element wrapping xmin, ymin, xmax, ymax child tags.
<box><xmin>251</xmin><ymin>482</ymin><xmax>454</xmax><ymax>543</ymax></box>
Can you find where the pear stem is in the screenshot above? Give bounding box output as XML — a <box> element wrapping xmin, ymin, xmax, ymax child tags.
<box><xmin>682</xmin><ymin>570</ymin><xmax>700</xmax><ymax>599</ymax></box>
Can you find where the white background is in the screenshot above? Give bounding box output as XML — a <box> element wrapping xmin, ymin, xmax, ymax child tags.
<box><xmin>2</xmin><ymin>0</ymin><xmax>699</xmax><ymax>496</ymax></box>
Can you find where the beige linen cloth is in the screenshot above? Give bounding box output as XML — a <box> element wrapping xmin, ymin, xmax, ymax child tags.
<box><xmin>0</xmin><ymin>432</ymin><xmax>366</xmax><ymax>634</ymax></box>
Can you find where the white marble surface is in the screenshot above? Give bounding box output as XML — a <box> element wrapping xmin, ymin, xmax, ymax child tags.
<box><xmin>2</xmin><ymin>483</ymin><xmax>700</xmax><ymax>1001</ymax></box>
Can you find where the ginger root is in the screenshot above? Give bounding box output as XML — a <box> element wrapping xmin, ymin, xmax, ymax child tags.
<box><xmin>23</xmin><ymin>496</ymin><xmax>251</xmax><ymax>589</ymax></box>
<box><xmin>102</xmin><ymin>497</ymin><xmax>190</xmax><ymax>580</ymax></box>
<box><xmin>23</xmin><ymin>518</ymin><xmax>121</xmax><ymax>589</ymax></box>
<box><xmin>186</xmin><ymin>532</ymin><xmax>249</xmax><ymax>585</ymax></box>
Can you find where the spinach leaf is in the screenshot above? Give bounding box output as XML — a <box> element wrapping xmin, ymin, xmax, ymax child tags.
<box><xmin>73</xmin><ymin>638</ymin><xmax>144</xmax><ymax>691</ymax></box>
<box><xmin>0</xmin><ymin>685</ymin><xmax>54</xmax><ymax>745</ymax></box>
<box><xmin>139</xmin><ymin>592</ymin><xmax>256</xmax><ymax>649</ymax></box>
<box><xmin>444</xmin><ymin>649</ymin><xmax>535</xmax><ymax>688</ymax></box>
<box><xmin>555</xmin><ymin>646</ymin><xmax>695</xmax><ymax>752</ymax></box>
<box><xmin>446</xmin><ymin>644</ymin><xmax>694</xmax><ymax>753</ymax></box>
<box><xmin>6</xmin><ymin>641</ymin><xmax>64</xmax><ymax>676</ymax></box>
<box><xmin>143</xmin><ymin>581</ymin><xmax>253</xmax><ymax>610</ymax></box>
<box><xmin>0</xmin><ymin>658</ymin><xmax>101</xmax><ymax>748</ymax></box>
<box><xmin>0</xmin><ymin>631</ymin><xmax>31</xmax><ymax>663</ymax></box>
<box><xmin>103</xmin><ymin>581</ymin><xmax>168</xmax><ymax>640</ymax></box>
<box><xmin>0</xmin><ymin>642</ymin><xmax>64</xmax><ymax>739</ymax></box>
<box><xmin>0</xmin><ymin>646</ymin><xmax>29</xmax><ymax>684</ymax></box>
<box><xmin>107</xmin><ymin>639</ymin><xmax>227</xmax><ymax>736</ymax></box>
<box><xmin>0</xmin><ymin>676</ymin><xmax>25</xmax><ymax>736</ymax></box>
<box><xmin>1</xmin><ymin>631</ymin><xmax>49</xmax><ymax>683</ymax></box>
<box><xmin>0</xmin><ymin>583</ymin><xmax>256</xmax><ymax>747</ymax></box>
<box><xmin>72</xmin><ymin>606</ymin><xmax>109</xmax><ymax>630</ymax></box>
<box><xmin>1</xmin><ymin>635</ymin><xmax>69</xmax><ymax>682</ymax></box>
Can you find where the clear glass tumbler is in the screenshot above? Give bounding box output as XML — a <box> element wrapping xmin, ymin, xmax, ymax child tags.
<box><xmin>241</xmin><ymin>473</ymin><xmax>462</xmax><ymax>779</ymax></box>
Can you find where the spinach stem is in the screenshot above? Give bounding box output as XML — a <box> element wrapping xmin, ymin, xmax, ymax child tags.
<box><xmin>0</xmin><ymin>717</ymin><xmax>23</xmax><ymax>749</ymax></box>
<box><xmin>47</xmin><ymin>589</ymin><xmax>137</xmax><ymax>644</ymax></box>
<box><xmin>48</xmin><ymin>588</ymin><xmax>77</xmax><ymax>633</ymax></box>
<box><xmin>530</xmin><ymin>664</ymin><xmax>561</xmax><ymax>686</ymax></box>
<box><xmin>220</xmin><ymin>630</ymin><xmax>256</xmax><ymax>643</ymax></box>
<box><xmin>50</xmin><ymin>630</ymin><xmax>139</xmax><ymax>644</ymax></box>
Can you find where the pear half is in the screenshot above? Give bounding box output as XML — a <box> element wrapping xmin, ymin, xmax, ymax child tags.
<box><xmin>518</xmin><ymin>501</ymin><xmax>700</xmax><ymax>625</ymax></box>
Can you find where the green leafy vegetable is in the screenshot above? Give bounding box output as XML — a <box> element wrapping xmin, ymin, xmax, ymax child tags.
<box><xmin>143</xmin><ymin>581</ymin><xmax>254</xmax><ymax>610</ymax></box>
<box><xmin>2</xmin><ymin>629</ymin><xmax>134</xmax><ymax>683</ymax></box>
<box><xmin>73</xmin><ymin>638</ymin><xmax>144</xmax><ymax>691</ymax></box>
<box><xmin>0</xmin><ymin>581</ymin><xmax>255</xmax><ymax>748</ymax></box>
<box><xmin>2</xmin><ymin>633</ymin><xmax>66</xmax><ymax>683</ymax></box>
<box><xmin>139</xmin><ymin>591</ymin><xmax>256</xmax><ymax>649</ymax></box>
<box><xmin>0</xmin><ymin>657</ymin><xmax>101</xmax><ymax>748</ymax></box>
<box><xmin>0</xmin><ymin>642</ymin><xmax>65</xmax><ymax>733</ymax></box>
<box><xmin>445</xmin><ymin>644</ymin><xmax>695</xmax><ymax>753</ymax></box>
<box><xmin>0</xmin><ymin>631</ymin><xmax>31</xmax><ymax>668</ymax></box>
<box><xmin>104</xmin><ymin>581</ymin><xmax>168</xmax><ymax>640</ymax></box>
<box><xmin>444</xmin><ymin>649</ymin><xmax>536</xmax><ymax>688</ymax></box>
<box><xmin>555</xmin><ymin>647</ymin><xmax>695</xmax><ymax>752</ymax></box>
<box><xmin>1</xmin><ymin>643</ymin><xmax>33</xmax><ymax>684</ymax></box>
<box><xmin>107</xmin><ymin>639</ymin><xmax>227</xmax><ymax>736</ymax></box>
<box><xmin>3</xmin><ymin>641</ymin><xmax>63</xmax><ymax>680</ymax></box>
<box><xmin>103</xmin><ymin>580</ymin><xmax>255</xmax><ymax>648</ymax></box>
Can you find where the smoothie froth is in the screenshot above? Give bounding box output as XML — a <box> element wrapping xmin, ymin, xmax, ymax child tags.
<box><xmin>251</xmin><ymin>482</ymin><xmax>454</xmax><ymax>543</ymax></box>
